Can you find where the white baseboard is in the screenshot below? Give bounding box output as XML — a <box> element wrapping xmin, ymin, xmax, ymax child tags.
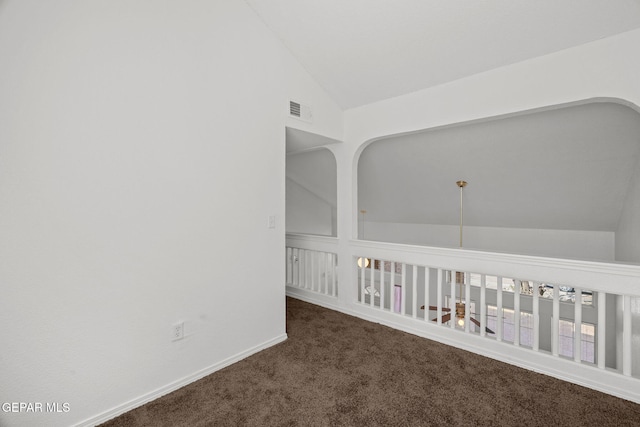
<box><xmin>286</xmin><ymin>287</ymin><xmax>342</xmax><ymax>311</ymax></box>
<box><xmin>75</xmin><ymin>334</ymin><xmax>288</xmax><ymax>427</ymax></box>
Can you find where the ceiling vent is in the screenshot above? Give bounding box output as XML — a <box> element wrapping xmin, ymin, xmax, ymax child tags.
<box><xmin>289</xmin><ymin>100</ymin><xmax>313</xmax><ymax>123</ymax></box>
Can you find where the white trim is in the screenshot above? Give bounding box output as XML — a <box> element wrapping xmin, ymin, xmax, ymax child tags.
<box><xmin>348</xmin><ymin>238</ymin><xmax>640</xmax><ymax>295</ymax></box>
<box><xmin>286</xmin><ymin>286</ymin><xmax>342</xmax><ymax>311</ymax></box>
<box><xmin>74</xmin><ymin>334</ymin><xmax>288</xmax><ymax>427</ymax></box>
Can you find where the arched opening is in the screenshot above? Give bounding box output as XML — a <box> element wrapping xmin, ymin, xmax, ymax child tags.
<box><xmin>286</xmin><ymin>129</ymin><xmax>338</xmax><ymax>236</ymax></box>
<box><xmin>357</xmin><ymin>100</ymin><xmax>640</xmax><ymax>262</ymax></box>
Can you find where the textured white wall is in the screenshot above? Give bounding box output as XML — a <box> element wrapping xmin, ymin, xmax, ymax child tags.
<box><xmin>286</xmin><ymin>178</ymin><xmax>334</xmax><ymax>236</ymax></box>
<box><xmin>286</xmin><ymin>148</ymin><xmax>338</xmax><ymax>236</ymax></box>
<box><xmin>344</xmin><ymin>29</ymin><xmax>640</xmax><ymax>147</ymax></box>
<box><xmin>0</xmin><ymin>1</ymin><xmax>342</xmax><ymax>426</ymax></box>
<box><xmin>616</xmin><ymin>155</ymin><xmax>640</xmax><ymax>262</ymax></box>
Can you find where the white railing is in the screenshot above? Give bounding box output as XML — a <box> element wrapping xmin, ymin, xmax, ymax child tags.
<box><xmin>285</xmin><ymin>233</ymin><xmax>640</xmax><ymax>403</ymax></box>
<box><xmin>286</xmin><ymin>234</ymin><xmax>338</xmax><ymax>299</ymax></box>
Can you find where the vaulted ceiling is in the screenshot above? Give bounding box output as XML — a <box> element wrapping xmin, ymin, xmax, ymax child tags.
<box><xmin>245</xmin><ymin>1</ymin><xmax>640</xmax><ymax>109</ymax></box>
<box><xmin>289</xmin><ymin>102</ymin><xmax>640</xmax><ymax>233</ymax></box>
<box><xmin>276</xmin><ymin>3</ymin><xmax>640</xmax><ymax>236</ymax></box>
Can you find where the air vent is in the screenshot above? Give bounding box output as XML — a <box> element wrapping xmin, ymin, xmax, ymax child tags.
<box><xmin>290</xmin><ymin>101</ymin><xmax>301</xmax><ymax>117</ymax></box>
<box><xmin>289</xmin><ymin>100</ymin><xmax>312</xmax><ymax>123</ymax></box>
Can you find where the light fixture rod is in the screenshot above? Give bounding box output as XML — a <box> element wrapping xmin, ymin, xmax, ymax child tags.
<box><xmin>456</xmin><ymin>180</ymin><xmax>467</xmax><ymax>248</ymax></box>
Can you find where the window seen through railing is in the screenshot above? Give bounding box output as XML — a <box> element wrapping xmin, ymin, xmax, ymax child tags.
<box><xmin>559</xmin><ymin>319</ymin><xmax>596</xmax><ymax>363</ymax></box>
<box><xmin>487</xmin><ymin>306</ymin><xmax>534</xmax><ymax>347</ymax></box>
<box><xmin>469</xmin><ymin>273</ymin><xmax>593</xmax><ymax>305</ymax></box>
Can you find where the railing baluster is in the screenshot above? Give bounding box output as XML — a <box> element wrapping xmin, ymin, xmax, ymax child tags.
<box><xmin>300</xmin><ymin>249</ymin><xmax>304</xmax><ymax>288</ymax></box>
<box><xmin>286</xmin><ymin>247</ymin><xmax>338</xmax><ymax>295</ymax></box>
<box><xmin>289</xmin><ymin>248</ymin><xmax>294</xmax><ymax>286</ymax></box>
<box><xmin>299</xmin><ymin>249</ymin><xmax>304</xmax><ymax>288</ymax></box>
<box><xmin>401</xmin><ymin>263</ymin><xmax>407</xmax><ymax>315</ymax></box>
<box><xmin>311</xmin><ymin>250</ymin><xmax>316</xmax><ymax>292</ymax></box>
<box><xmin>514</xmin><ymin>279</ymin><xmax>521</xmax><ymax>346</ymax></box>
<box><xmin>497</xmin><ymin>276</ymin><xmax>503</xmax><ymax>342</ymax></box>
<box><xmin>574</xmin><ymin>288</ymin><xmax>582</xmax><ymax>363</ymax></box>
<box><xmin>286</xmin><ymin>247</ymin><xmax>292</xmax><ymax>285</ymax></box>
<box><xmin>300</xmin><ymin>249</ymin><xmax>305</xmax><ymax>288</ymax></box>
<box><xmin>380</xmin><ymin>259</ymin><xmax>385</xmax><ymax>311</ymax></box>
<box><xmin>332</xmin><ymin>253</ymin><xmax>337</xmax><ymax>296</ymax></box>
<box><xmin>325</xmin><ymin>252</ymin><xmax>330</xmax><ymax>296</ymax></box>
<box><xmin>360</xmin><ymin>256</ymin><xmax>365</xmax><ymax>304</ymax></box>
<box><xmin>450</xmin><ymin>270</ymin><xmax>456</xmax><ymax>330</ymax></box>
<box><xmin>552</xmin><ymin>285</ymin><xmax>560</xmax><ymax>357</ymax></box>
<box><xmin>322</xmin><ymin>252</ymin><xmax>327</xmax><ymax>295</ymax></box>
<box><xmin>464</xmin><ymin>272</ymin><xmax>470</xmax><ymax>333</ymax></box>
<box><xmin>480</xmin><ymin>274</ymin><xmax>486</xmax><ymax>337</ymax></box>
<box><xmin>308</xmin><ymin>250</ymin><xmax>312</xmax><ymax>290</ymax></box>
<box><xmin>437</xmin><ymin>269</ymin><xmax>443</xmax><ymax>326</ymax></box>
<box><xmin>325</xmin><ymin>252</ymin><xmax>330</xmax><ymax>294</ymax></box>
<box><xmin>623</xmin><ymin>295</ymin><xmax>632</xmax><ymax>376</ymax></box>
<box><xmin>533</xmin><ymin>281</ymin><xmax>540</xmax><ymax>352</ymax></box>
<box><xmin>424</xmin><ymin>267</ymin><xmax>430</xmax><ymax>322</ymax></box>
<box><xmin>391</xmin><ymin>262</ymin><xmax>397</xmax><ymax>313</ymax></box>
<box><xmin>412</xmin><ymin>265</ymin><xmax>418</xmax><ymax>319</ymax></box>
<box><xmin>369</xmin><ymin>258</ymin><xmax>375</xmax><ymax>307</ymax></box>
<box><xmin>297</xmin><ymin>248</ymin><xmax>302</xmax><ymax>287</ymax></box>
<box><xmin>292</xmin><ymin>248</ymin><xmax>298</xmax><ymax>287</ymax></box>
<box><xmin>318</xmin><ymin>251</ymin><xmax>322</xmax><ymax>292</ymax></box>
<box><xmin>597</xmin><ymin>291</ymin><xmax>606</xmax><ymax>369</ymax></box>
<box><xmin>318</xmin><ymin>251</ymin><xmax>323</xmax><ymax>294</ymax></box>
<box><xmin>304</xmin><ymin>249</ymin><xmax>309</xmax><ymax>289</ymax></box>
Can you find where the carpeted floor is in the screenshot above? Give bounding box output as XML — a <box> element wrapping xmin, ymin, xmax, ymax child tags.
<box><xmin>102</xmin><ymin>297</ymin><xmax>640</xmax><ymax>426</ymax></box>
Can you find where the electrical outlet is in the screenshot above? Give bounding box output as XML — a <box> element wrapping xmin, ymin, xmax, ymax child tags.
<box><xmin>172</xmin><ymin>322</ymin><xmax>184</xmax><ymax>341</ymax></box>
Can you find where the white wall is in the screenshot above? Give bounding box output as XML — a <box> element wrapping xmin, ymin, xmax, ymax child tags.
<box><xmin>616</xmin><ymin>156</ymin><xmax>640</xmax><ymax>262</ymax></box>
<box><xmin>341</xmin><ymin>28</ymin><xmax>640</xmax><ymax>253</ymax></box>
<box><xmin>286</xmin><ymin>148</ymin><xmax>338</xmax><ymax>236</ymax></box>
<box><xmin>616</xmin><ymin>161</ymin><xmax>640</xmax><ymax>373</ymax></box>
<box><xmin>286</xmin><ymin>178</ymin><xmax>334</xmax><ymax>236</ymax></box>
<box><xmin>344</xmin><ymin>29</ymin><xmax>640</xmax><ymax>148</ymax></box>
<box><xmin>0</xmin><ymin>1</ymin><xmax>342</xmax><ymax>426</ymax></box>
<box><xmin>364</xmin><ymin>222</ymin><xmax>616</xmax><ymax>261</ymax></box>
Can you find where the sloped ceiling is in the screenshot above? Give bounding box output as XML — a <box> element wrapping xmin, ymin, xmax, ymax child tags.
<box><xmin>286</xmin><ymin>148</ymin><xmax>337</xmax><ymax>208</ymax></box>
<box><xmin>286</xmin><ymin>127</ymin><xmax>340</xmax><ymax>153</ymax></box>
<box><xmin>358</xmin><ymin>101</ymin><xmax>640</xmax><ymax>232</ymax></box>
<box><xmin>273</xmin><ymin>3</ymin><xmax>640</xmax><ymax>234</ymax></box>
<box><xmin>245</xmin><ymin>0</ymin><xmax>640</xmax><ymax>109</ymax></box>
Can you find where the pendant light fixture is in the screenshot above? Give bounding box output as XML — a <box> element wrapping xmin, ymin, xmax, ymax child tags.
<box><xmin>457</xmin><ymin>180</ymin><xmax>467</xmax><ymax>248</ymax></box>
<box><xmin>420</xmin><ymin>180</ymin><xmax>493</xmax><ymax>334</ymax></box>
<box><xmin>357</xmin><ymin>209</ymin><xmax>370</xmax><ymax>268</ymax></box>
<box><xmin>456</xmin><ymin>180</ymin><xmax>467</xmax><ymax>327</ymax></box>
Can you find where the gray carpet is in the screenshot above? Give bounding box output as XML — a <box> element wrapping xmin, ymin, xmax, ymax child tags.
<box><xmin>101</xmin><ymin>297</ymin><xmax>640</xmax><ymax>426</ymax></box>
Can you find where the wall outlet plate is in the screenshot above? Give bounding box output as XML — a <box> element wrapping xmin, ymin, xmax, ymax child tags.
<box><xmin>172</xmin><ymin>322</ymin><xmax>184</xmax><ymax>341</ymax></box>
